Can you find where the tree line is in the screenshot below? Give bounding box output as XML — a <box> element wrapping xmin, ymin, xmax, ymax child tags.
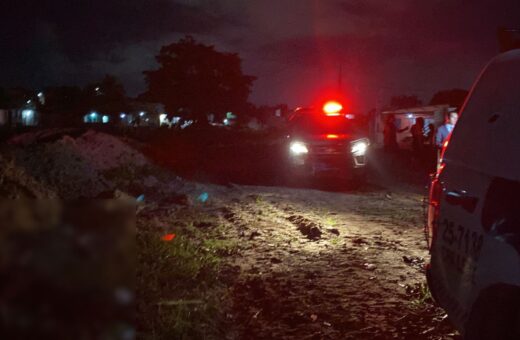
<box><xmin>0</xmin><ymin>35</ymin><xmax>469</xmax><ymax>127</ymax></box>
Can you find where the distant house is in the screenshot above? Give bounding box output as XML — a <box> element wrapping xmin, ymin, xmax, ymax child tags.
<box><xmin>0</xmin><ymin>106</ymin><xmax>39</xmax><ymax>127</ymax></box>
<box><xmin>82</xmin><ymin>100</ymin><xmax>165</xmax><ymax>127</ymax></box>
<box><xmin>0</xmin><ymin>88</ymin><xmax>40</xmax><ymax>127</ymax></box>
<box><xmin>120</xmin><ymin>101</ymin><xmax>165</xmax><ymax>127</ymax></box>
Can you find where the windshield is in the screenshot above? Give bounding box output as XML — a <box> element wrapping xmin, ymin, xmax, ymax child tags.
<box><xmin>290</xmin><ymin>113</ymin><xmax>361</xmax><ymax>135</ymax></box>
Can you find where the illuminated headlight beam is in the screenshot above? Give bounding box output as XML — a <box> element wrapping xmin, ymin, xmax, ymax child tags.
<box><xmin>290</xmin><ymin>141</ymin><xmax>309</xmax><ymax>155</ymax></box>
<box><xmin>351</xmin><ymin>139</ymin><xmax>369</xmax><ymax>155</ymax></box>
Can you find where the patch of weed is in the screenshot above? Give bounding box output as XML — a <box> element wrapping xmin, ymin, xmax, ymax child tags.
<box><xmin>137</xmin><ymin>229</ymin><xmax>228</xmax><ymax>339</ymax></box>
<box><xmin>409</xmin><ymin>282</ymin><xmax>434</xmax><ymax>308</ymax></box>
<box><xmin>330</xmin><ymin>237</ymin><xmax>341</xmax><ymax>246</ymax></box>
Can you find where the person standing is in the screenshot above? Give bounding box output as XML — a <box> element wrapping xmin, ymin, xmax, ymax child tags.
<box><xmin>411</xmin><ymin>117</ymin><xmax>426</xmax><ymax>153</ymax></box>
<box><xmin>436</xmin><ymin>112</ymin><xmax>459</xmax><ymax>167</ymax></box>
<box><xmin>383</xmin><ymin>114</ymin><xmax>408</xmax><ymax>153</ymax></box>
<box><xmin>410</xmin><ymin>117</ymin><xmax>426</xmax><ymax>167</ymax></box>
<box><xmin>436</xmin><ymin>112</ymin><xmax>458</xmax><ymax>149</ymax></box>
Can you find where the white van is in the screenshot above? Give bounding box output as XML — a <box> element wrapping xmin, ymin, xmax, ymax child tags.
<box><xmin>426</xmin><ymin>49</ymin><xmax>520</xmax><ymax>340</ymax></box>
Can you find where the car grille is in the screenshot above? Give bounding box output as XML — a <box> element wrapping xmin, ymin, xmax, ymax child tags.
<box><xmin>311</xmin><ymin>144</ymin><xmax>346</xmax><ymax>155</ymax></box>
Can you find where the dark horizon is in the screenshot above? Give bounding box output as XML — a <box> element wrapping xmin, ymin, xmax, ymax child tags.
<box><xmin>2</xmin><ymin>1</ymin><xmax>519</xmax><ymax>111</ymax></box>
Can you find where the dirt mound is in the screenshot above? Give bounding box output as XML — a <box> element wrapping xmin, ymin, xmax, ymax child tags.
<box><xmin>5</xmin><ymin>129</ymin><xmax>178</xmax><ymax>199</ymax></box>
<box><xmin>0</xmin><ymin>154</ymin><xmax>57</xmax><ymax>199</ymax></box>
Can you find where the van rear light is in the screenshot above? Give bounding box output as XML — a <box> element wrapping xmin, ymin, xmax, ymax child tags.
<box><xmin>426</xmin><ymin>172</ymin><xmax>443</xmax><ymax>250</ymax></box>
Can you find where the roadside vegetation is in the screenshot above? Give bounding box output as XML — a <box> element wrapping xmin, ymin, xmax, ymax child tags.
<box><xmin>136</xmin><ymin>214</ymin><xmax>239</xmax><ymax>339</ymax></box>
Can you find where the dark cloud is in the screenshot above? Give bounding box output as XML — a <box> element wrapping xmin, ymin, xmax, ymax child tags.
<box><xmin>248</xmin><ymin>0</ymin><xmax>520</xmax><ymax>108</ymax></box>
<box><xmin>0</xmin><ymin>0</ymin><xmax>233</xmax><ymax>89</ymax></box>
<box><xmin>336</xmin><ymin>0</ymin><xmax>385</xmax><ymax>17</ymax></box>
<box><xmin>2</xmin><ymin>0</ymin><xmax>226</xmax><ymax>55</ymax></box>
<box><xmin>1</xmin><ymin>0</ymin><xmax>519</xmax><ymax>109</ymax></box>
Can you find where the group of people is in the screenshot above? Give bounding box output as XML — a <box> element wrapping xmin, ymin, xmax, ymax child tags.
<box><xmin>383</xmin><ymin>111</ymin><xmax>459</xmax><ymax>169</ymax></box>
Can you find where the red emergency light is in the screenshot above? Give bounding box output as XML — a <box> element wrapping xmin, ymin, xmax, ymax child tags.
<box><xmin>323</xmin><ymin>101</ymin><xmax>343</xmax><ymax>116</ymax></box>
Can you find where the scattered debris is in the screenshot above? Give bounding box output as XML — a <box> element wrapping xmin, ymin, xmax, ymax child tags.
<box><xmin>162</xmin><ymin>234</ymin><xmax>176</xmax><ymax>241</ymax></box>
<box><xmin>270</xmin><ymin>257</ymin><xmax>282</xmax><ymax>264</ymax></box>
<box><xmin>402</xmin><ymin>255</ymin><xmax>425</xmax><ymax>271</ymax></box>
<box><xmin>364</xmin><ymin>263</ymin><xmax>377</xmax><ymax>271</ymax></box>
<box><xmin>249</xmin><ymin>231</ymin><xmax>261</xmax><ymax>240</ymax></box>
<box><xmin>326</xmin><ymin>228</ymin><xmax>340</xmax><ymax>236</ymax></box>
<box><xmin>198</xmin><ymin>192</ymin><xmax>209</xmax><ymax>203</ymax></box>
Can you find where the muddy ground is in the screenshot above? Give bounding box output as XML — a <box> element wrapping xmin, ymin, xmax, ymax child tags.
<box><xmin>139</xmin><ymin>183</ymin><xmax>460</xmax><ymax>339</ymax></box>
<box><xmin>137</xmin><ymin>134</ymin><xmax>460</xmax><ymax>339</ymax></box>
<box><xmin>0</xmin><ymin>127</ymin><xmax>458</xmax><ymax>338</ymax></box>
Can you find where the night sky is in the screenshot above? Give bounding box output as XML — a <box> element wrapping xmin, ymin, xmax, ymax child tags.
<box><xmin>2</xmin><ymin>0</ymin><xmax>520</xmax><ymax>111</ymax></box>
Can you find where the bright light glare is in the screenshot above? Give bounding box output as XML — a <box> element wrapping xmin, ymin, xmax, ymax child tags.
<box><xmin>139</xmin><ymin>112</ymin><xmax>145</xmax><ymax>117</ymax></box>
<box><xmin>102</xmin><ymin>115</ymin><xmax>109</xmax><ymax>123</ymax></box>
<box><xmin>120</xmin><ymin>113</ymin><xmax>126</xmax><ymax>119</ymax></box>
<box><xmin>326</xmin><ymin>134</ymin><xmax>339</xmax><ymax>139</ymax></box>
<box><xmin>290</xmin><ymin>141</ymin><xmax>308</xmax><ymax>155</ymax></box>
<box><xmin>22</xmin><ymin>110</ymin><xmax>34</xmax><ymax>118</ymax></box>
<box><xmin>90</xmin><ymin>112</ymin><xmax>98</xmax><ymax>118</ymax></box>
<box><xmin>323</xmin><ymin>101</ymin><xmax>343</xmax><ymax>114</ymax></box>
<box><xmin>351</xmin><ymin>140</ymin><xmax>368</xmax><ymax>155</ymax></box>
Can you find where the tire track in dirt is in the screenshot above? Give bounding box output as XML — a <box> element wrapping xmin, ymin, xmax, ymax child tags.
<box><xmin>212</xmin><ymin>189</ymin><xmax>457</xmax><ymax>339</ymax></box>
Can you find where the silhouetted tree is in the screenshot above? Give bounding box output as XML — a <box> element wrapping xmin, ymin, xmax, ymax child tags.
<box><xmin>389</xmin><ymin>95</ymin><xmax>422</xmax><ymax>109</ymax></box>
<box><xmin>429</xmin><ymin>88</ymin><xmax>468</xmax><ymax>109</ymax></box>
<box><xmin>40</xmin><ymin>86</ymin><xmax>87</xmax><ymax>126</ymax></box>
<box><xmin>0</xmin><ymin>88</ymin><xmax>32</xmax><ymax>109</ymax></box>
<box><xmin>85</xmin><ymin>75</ymin><xmax>129</xmax><ymax>118</ymax></box>
<box><xmin>143</xmin><ymin>36</ymin><xmax>256</xmax><ymax>124</ymax></box>
<box><xmin>0</xmin><ymin>88</ymin><xmax>10</xmax><ymax>108</ymax></box>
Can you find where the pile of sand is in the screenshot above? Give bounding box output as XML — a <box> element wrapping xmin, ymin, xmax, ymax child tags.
<box><xmin>7</xmin><ymin>130</ymin><xmax>155</xmax><ymax>199</ymax></box>
<box><xmin>0</xmin><ymin>154</ymin><xmax>57</xmax><ymax>199</ymax></box>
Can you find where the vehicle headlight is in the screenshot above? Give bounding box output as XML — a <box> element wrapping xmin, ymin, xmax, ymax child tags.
<box><xmin>351</xmin><ymin>139</ymin><xmax>368</xmax><ymax>155</ymax></box>
<box><xmin>290</xmin><ymin>141</ymin><xmax>308</xmax><ymax>155</ymax></box>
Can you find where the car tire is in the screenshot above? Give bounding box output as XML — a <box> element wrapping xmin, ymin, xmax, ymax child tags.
<box><xmin>465</xmin><ymin>285</ymin><xmax>520</xmax><ymax>340</ymax></box>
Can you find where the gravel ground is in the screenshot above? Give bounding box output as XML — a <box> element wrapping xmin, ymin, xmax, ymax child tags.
<box><xmin>138</xmin><ymin>181</ymin><xmax>460</xmax><ymax>339</ymax></box>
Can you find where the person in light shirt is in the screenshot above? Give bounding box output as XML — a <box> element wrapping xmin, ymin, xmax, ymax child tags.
<box><xmin>436</xmin><ymin>111</ymin><xmax>458</xmax><ymax>149</ymax></box>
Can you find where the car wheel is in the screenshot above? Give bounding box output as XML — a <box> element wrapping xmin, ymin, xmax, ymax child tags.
<box><xmin>465</xmin><ymin>286</ymin><xmax>520</xmax><ymax>340</ymax></box>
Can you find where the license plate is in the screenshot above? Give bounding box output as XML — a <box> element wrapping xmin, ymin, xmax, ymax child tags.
<box><xmin>313</xmin><ymin>162</ymin><xmax>337</xmax><ymax>172</ymax></box>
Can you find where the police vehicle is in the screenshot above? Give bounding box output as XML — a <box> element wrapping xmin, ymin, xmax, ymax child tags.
<box><xmin>284</xmin><ymin>101</ymin><xmax>369</xmax><ymax>184</ymax></box>
<box><xmin>426</xmin><ymin>48</ymin><xmax>520</xmax><ymax>339</ymax></box>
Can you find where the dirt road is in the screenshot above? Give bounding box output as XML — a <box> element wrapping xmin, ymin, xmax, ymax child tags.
<box><xmin>138</xmin><ymin>182</ymin><xmax>459</xmax><ymax>339</ymax></box>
